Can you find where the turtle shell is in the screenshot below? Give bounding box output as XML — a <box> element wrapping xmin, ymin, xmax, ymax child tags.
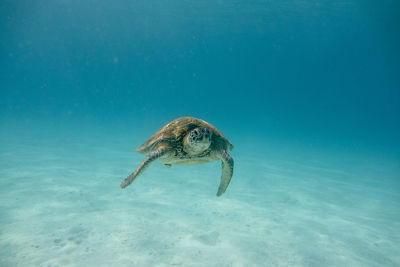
<box><xmin>136</xmin><ymin>117</ymin><xmax>233</xmax><ymax>154</ymax></box>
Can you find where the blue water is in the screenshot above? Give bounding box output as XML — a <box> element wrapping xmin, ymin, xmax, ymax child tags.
<box><xmin>1</xmin><ymin>1</ymin><xmax>399</xmax><ymax>266</ymax></box>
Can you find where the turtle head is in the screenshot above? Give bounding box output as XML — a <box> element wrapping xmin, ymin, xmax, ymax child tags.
<box><xmin>183</xmin><ymin>127</ymin><xmax>212</xmax><ymax>155</ymax></box>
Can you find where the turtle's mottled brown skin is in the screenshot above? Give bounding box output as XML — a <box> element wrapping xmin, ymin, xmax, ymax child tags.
<box><xmin>120</xmin><ymin>117</ymin><xmax>234</xmax><ymax>196</ymax></box>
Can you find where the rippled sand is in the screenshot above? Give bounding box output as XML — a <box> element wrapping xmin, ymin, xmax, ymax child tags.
<box><xmin>1</xmin><ymin>127</ymin><xmax>399</xmax><ymax>266</ymax></box>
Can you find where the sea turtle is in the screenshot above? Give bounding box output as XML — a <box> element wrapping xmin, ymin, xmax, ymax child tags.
<box><xmin>120</xmin><ymin>116</ymin><xmax>234</xmax><ymax>196</ymax></box>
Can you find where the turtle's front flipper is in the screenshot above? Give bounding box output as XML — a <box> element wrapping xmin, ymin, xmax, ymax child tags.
<box><xmin>120</xmin><ymin>148</ymin><xmax>167</xmax><ymax>189</ymax></box>
<box><xmin>217</xmin><ymin>150</ymin><xmax>234</xmax><ymax>196</ymax></box>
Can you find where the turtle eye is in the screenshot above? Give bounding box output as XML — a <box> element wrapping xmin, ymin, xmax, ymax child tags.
<box><xmin>194</xmin><ymin>129</ymin><xmax>200</xmax><ymax>136</ymax></box>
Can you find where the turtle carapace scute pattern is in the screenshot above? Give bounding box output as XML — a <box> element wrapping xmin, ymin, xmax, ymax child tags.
<box><xmin>120</xmin><ymin>117</ymin><xmax>234</xmax><ymax>196</ymax></box>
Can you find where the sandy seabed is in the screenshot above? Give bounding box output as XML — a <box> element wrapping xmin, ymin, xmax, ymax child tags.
<box><xmin>0</xmin><ymin>129</ymin><xmax>399</xmax><ymax>267</ymax></box>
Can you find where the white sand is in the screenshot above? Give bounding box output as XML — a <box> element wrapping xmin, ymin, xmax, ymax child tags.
<box><xmin>0</xmin><ymin>127</ymin><xmax>399</xmax><ymax>266</ymax></box>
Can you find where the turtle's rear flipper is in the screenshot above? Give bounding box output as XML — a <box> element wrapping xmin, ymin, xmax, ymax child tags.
<box><xmin>120</xmin><ymin>148</ymin><xmax>167</xmax><ymax>189</ymax></box>
<box><xmin>216</xmin><ymin>150</ymin><xmax>234</xmax><ymax>196</ymax></box>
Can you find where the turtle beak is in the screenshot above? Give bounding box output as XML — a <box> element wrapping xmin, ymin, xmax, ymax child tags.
<box><xmin>201</xmin><ymin>131</ymin><xmax>211</xmax><ymax>143</ymax></box>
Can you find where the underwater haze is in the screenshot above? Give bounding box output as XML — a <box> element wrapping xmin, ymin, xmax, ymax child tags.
<box><xmin>1</xmin><ymin>0</ymin><xmax>400</xmax><ymax>266</ymax></box>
